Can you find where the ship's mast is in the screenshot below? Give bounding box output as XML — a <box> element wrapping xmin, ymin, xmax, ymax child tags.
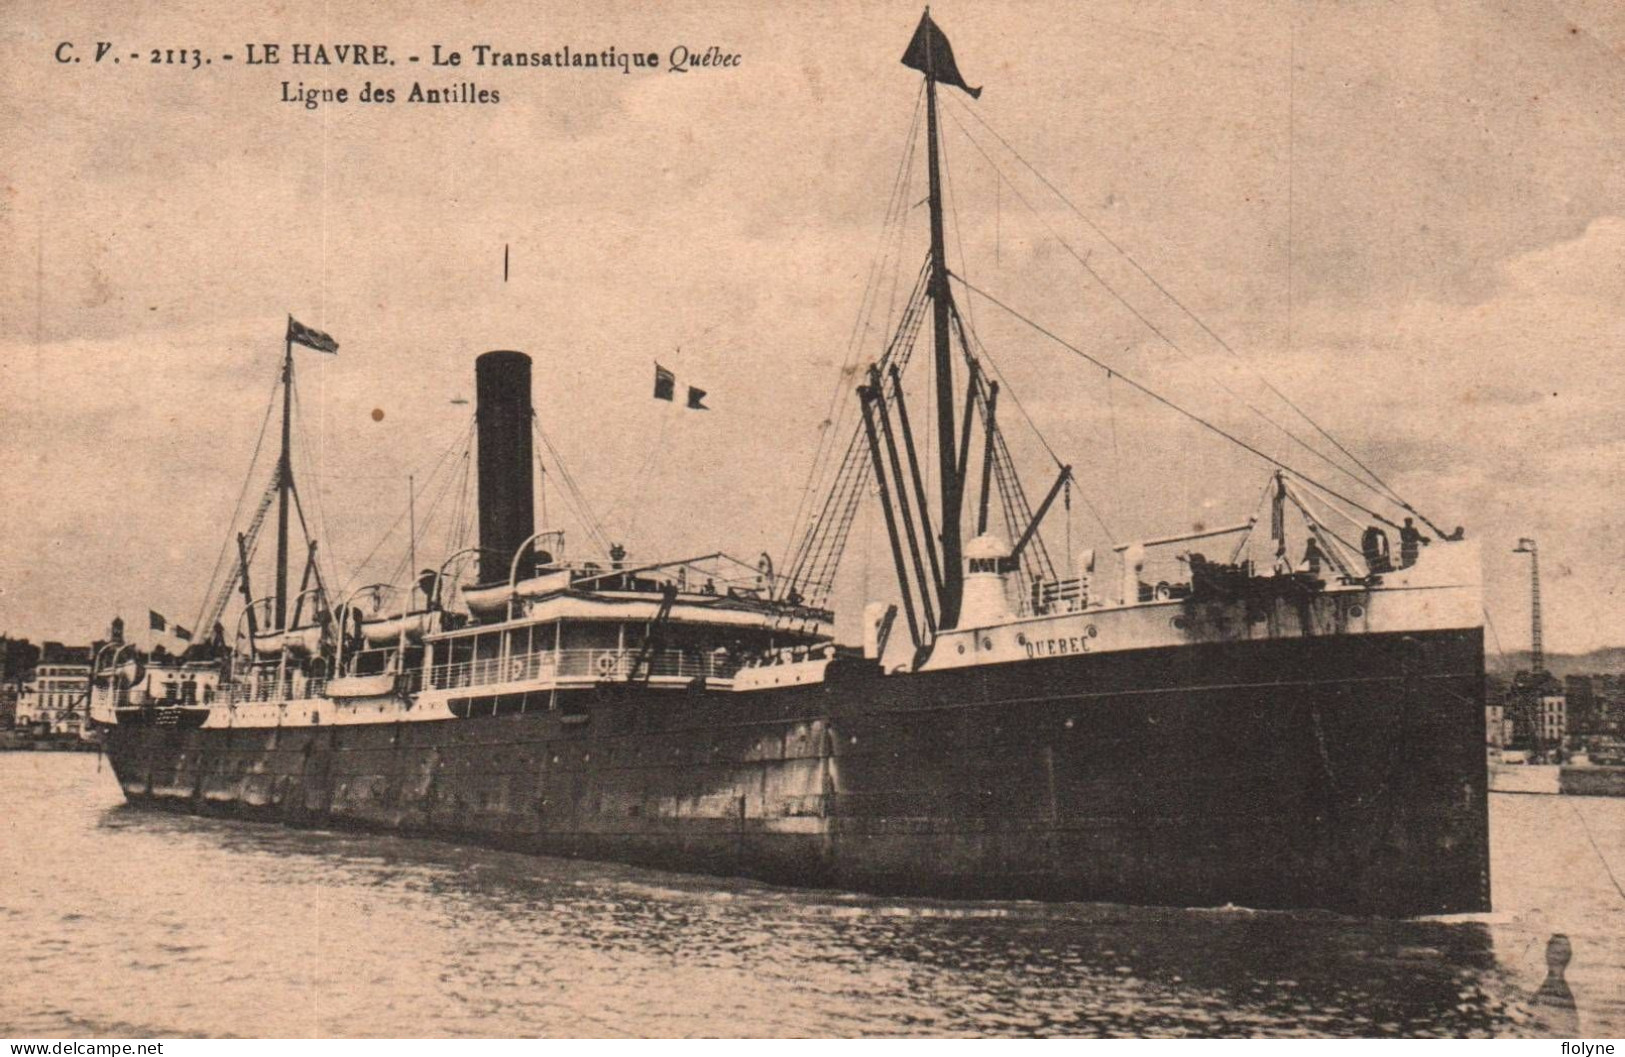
<box><xmin>923</xmin><ymin>27</ymin><xmax>963</xmax><ymax>630</ymax></box>
<box><xmin>274</xmin><ymin>336</ymin><xmax>294</xmax><ymax>632</ymax></box>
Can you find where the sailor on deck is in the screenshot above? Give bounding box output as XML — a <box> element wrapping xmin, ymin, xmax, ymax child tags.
<box><xmin>1301</xmin><ymin>537</ymin><xmax>1326</xmax><ymax>577</ymax></box>
<box><xmin>1399</xmin><ymin>517</ymin><xmax>1429</xmax><ymax>568</ymax></box>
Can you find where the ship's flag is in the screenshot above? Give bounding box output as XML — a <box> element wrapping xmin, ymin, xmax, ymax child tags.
<box><xmin>686</xmin><ymin>386</ymin><xmax>709</xmax><ymax>411</ymax></box>
<box><xmin>653</xmin><ymin>363</ymin><xmax>676</xmax><ymax>401</ymax></box>
<box><xmin>901</xmin><ymin>11</ymin><xmax>981</xmax><ymax>98</ymax></box>
<box><xmin>148</xmin><ymin>610</ymin><xmax>167</xmax><ymax>632</ymax></box>
<box><xmin>286</xmin><ymin>315</ymin><xmax>339</xmax><ymax>354</ymax></box>
<box><xmin>173</xmin><ymin>625</ymin><xmax>194</xmax><ymax>642</ymax></box>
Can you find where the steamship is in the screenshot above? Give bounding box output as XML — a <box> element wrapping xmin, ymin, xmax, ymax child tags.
<box><xmin>92</xmin><ymin>13</ymin><xmax>1489</xmax><ymax>916</ymax></box>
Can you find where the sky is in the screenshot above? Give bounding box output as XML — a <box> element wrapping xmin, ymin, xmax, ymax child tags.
<box><xmin>1</xmin><ymin>0</ymin><xmax>1623</xmax><ymax>655</ymax></box>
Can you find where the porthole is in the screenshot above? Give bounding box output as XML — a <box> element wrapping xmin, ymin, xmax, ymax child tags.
<box><xmin>1016</xmin><ymin>633</ymin><xmax>1027</xmax><ymax>646</ymax></box>
<box><xmin>1349</xmin><ymin>605</ymin><xmax>1365</xmax><ymax>618</ymax></box>
<box><xmin>1086</xmin><ymin>625</ymin><xmax>1098</xmax><ymax>638</ymax></box>
<box><xmin>957</xmin><ymin>644</ymin><xmax>966</xmax><ymax>654</ymax></box>
<box><xmin>982</xmin><ymin>637</ymin><xmax>993</xmax><ymax>649</ymax></box>
<box><xmin>1065</xmin><ymin>718</ymin><xmax>1075</xmax><ymax>730</ymax></box>
<box><xmin>1171</xmin><ymin>616</ymin><xmax>1188</xmax><ymax>630</ymax></box>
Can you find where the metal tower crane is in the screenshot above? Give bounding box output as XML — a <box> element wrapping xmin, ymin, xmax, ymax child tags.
<box><xmin>1513</xmin><ymin>537</ymin><xmax>1543</xmax><ymax>675</ymax></box>
<box><xmin>1511</xmin><ymin>536</ymin><xmax>1551</xmax><ymax>754</ymax></box>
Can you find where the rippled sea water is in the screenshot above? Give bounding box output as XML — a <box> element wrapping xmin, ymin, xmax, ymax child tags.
<box><xmin>2</xmin><ymin>753</ymin><xmax>1621</xmax><ymax>1038</ymax></box>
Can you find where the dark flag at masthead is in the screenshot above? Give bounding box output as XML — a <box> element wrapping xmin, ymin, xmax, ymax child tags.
<box><xmin>686</xmin><ymin>386</ymin><xmax>709</xmax><ymax>411</ymax></box>
<box><xmin>901</xmin><ymin>10</ymin><xmax>981</xmax><ymax>98</ymax></box>
<box><xmin>653</xmin><ymin>363</ymin><xmax>676</xmax><ymax>401</ymax></box>
<box><xmin>286</xmin><ymin>315</ymin><xmax>339</xmax><ymax>355</ymax></box>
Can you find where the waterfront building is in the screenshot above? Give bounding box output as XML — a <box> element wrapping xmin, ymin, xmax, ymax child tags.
<box><xmin>1486</xmin><ymin>703</ymin><xmax>1506</xmax><ymax>749</ymax></box>
<box><xmin>1539</xmin><ymin>691</ymin><xmax>1567</xmax><ymax>748</ymax></box>
<box><xmin>16</xmin><ymin>643</ymin><xmax>95</xmax><ymax>734</ymax></box>
<box><xmin>18</xmin><ymin>661</ymin><xmax>91</xmax><ymax>733</ymax></box>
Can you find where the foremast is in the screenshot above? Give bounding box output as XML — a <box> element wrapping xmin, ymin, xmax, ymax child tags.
<box><xmin>908</xmin><ymin>8</ymin><xmax>983</xmax><ymax>634</ymax></box>
<box><xmin>921</xmin><ymin>30</ymin><xmax>962</xmax><ymax>631</ymax></box>
<box><xmin>274</xmin><ymin>333</ymin><xmax>294</xmax><ymax>632</ymax></box>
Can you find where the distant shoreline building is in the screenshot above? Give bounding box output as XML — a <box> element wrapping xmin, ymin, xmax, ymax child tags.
<box><xmin>17</xmin><ymin>646</ymin><xmax>93</xmax><ymax>734</ymax></box>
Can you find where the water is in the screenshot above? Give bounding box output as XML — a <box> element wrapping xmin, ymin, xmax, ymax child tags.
<box><xmin>2</xmin><ymin>753</ymin><xmax>1621</xmax><ymax>1038</ymax></box>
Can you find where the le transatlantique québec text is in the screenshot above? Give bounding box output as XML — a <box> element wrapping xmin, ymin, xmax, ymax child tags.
<box><xmin>50</xmin><ymin>42</ymin><xmax>742</xmax><ymax>109</ymax></box>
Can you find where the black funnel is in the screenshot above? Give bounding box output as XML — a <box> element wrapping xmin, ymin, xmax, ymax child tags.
<box><xmin>475</xmin><ymin>351</ymin><xmax>535</xmax><ymax>583</ymax></box>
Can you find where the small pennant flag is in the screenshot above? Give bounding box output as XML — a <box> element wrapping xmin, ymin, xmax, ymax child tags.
<box><xmin>173</xmin><ymin>625</ymin><xmax>194</xmax><ymax>642</ymax></box>
<box><xmin>287</xmin><ymin>315</ymin><xmax>339</xmax><ymax>354</ymax></box>
<box><xmin>148</xmin><ymin>610</ymin><xmax>167</xmax><ymax>632</ymax></box>
<box><xmin>686</xmin><ymin>386</ymin><xmax>709</xmax><ymax>411</ymax></box>
<box><xmin>653</xmin><ymin>363</ymin><xmax>676</xmax><ymax>401</ymax></box>
<box><xmin>901</xmin><ymin>11</ymin><xmax>981</xmax><ymax>99</ymax></box>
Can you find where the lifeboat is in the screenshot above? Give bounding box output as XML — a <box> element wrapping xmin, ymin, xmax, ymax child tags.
<box><xmin>360</xmin><ymin>609</ymin><xmax>436</xmax><ymax>646</ymax></box>
<box><xmin>515</xmin><ymin>570</ymin><xmax>571</xmax><ymax>600</ymax></box>
<box><xmin>460</xmin><ymin>570</ymin><xmax>570</xmax><ymax>618</ymax></box>
<box><xmin>459</xmin><ymin>582</ymin><xmax>512</xmax><ymax>618</ymax></box>
<box><xmin>252</xmin><ymin>624</ymin><xmax>324</xmax><ymax>658</ymax></box>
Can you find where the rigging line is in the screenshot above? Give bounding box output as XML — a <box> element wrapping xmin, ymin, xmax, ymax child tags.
<box><xmin>1106</xmin><ymin>366</ymin><xmax>1124</xmax><ymax>517</ymax></box>
<box><xmin>534</xmin><ymin>415</ymin><xmax>607</xmax><ymax>545</ymax></box>
<box><xmin>961</xmin><ymin>343</ymin><xmax>1112</xmax><ymax>545</ymax></box>
<box><xmin>529</xmin><ymin>415</ymin><xmax>594</xmax><ymax>540</ymax></box>
<box><xmin>953</xmin><ymin>274</ymin><xmax>1403</xmax><ymax>530</ymax></box>
<box><xmin>336</xmin><ymin>416</ymin><xmax>473</xmax><ymax>598</ymax></box>
<box><xmin>286</xmin><ymin>478</ymin><xmax>331</xmax><ymax>607</ymax></box>
<box><xmin>455</xmin><ymin>450</ymin><xmax>474</xmax><ymax>555</ymax></box>
<box><xmin>954</xmin><ymin>307</ymin><xmax>1062</xmax><ymax>468</ymax></box>
<box><xmin>386</xmin><ymin>441</ymin><xmax>467</xmax><ymax>588</ymax></box>
<box><xmin>882</xmin><ymin>89</ymin><xmax>926</xmax><ymax>358</ymax></box>
<box><xmin>1483</xmin><ymin>606</ymin><xmax>1510</xmax><ymax>671</ymax></box>
<box><xmin>962</xmin><ymin>312</ymin><xmax>1104</xmax><ymax>556</ymax></box>
<box><xmin>942</xmin><ymin>105</ymin><xmax>1399</xmax><ymax>511</ymax></box>
<box><xmin>1288</xmin><ymin>475</ymin><xmax>1374</xmax><ymax>532</ymax></box>
<box><xmin>785</xmin><ymin>87</ymin><xmax>926</xmax><ymax>567</ymax></box>
<box><xmin>949</xmin><ymin>94</ymin><xmax>1412</xmax><ymax>511</ymax></box>
<box><xmin>445</xmin><ymin>450</ymin><xmax>467</xmax><ymax>561</ymax></box>
<box><xmin>532</xmin><ymin>415</ymin><xmax>611</xmax><ymax>554</ymax></box>
<box><xmin>1283</xmin><ymin>481</ymin><xmax>1362</xmax><ymax>561</ymax></box>
<box><xmin>940</xmin><ymin>102</ymin><xmax>978</xmax><ymax>340</ymax></box>
<box><xmin>384</xmin><ymin>454</ymin><xmax>463</xmax><ymax>589</ymax></box>
<box><xmin>998</xmin><ymin>430</ymin><xmax>1056</xmax><ymax>579</ymax></box>
<box><xmin>795</xmin><ymin>260</ymin><xmax>928</xmax><ymax>555</ymax></box>
<box><xmin>443</xmin><ymin>450</ymin><xmax>473</xmax><ymax>560</ymax></box>
<box><xmin>532</xmin><ymin>430</ymin><xmax>551</xmax><ymax>531</ymax></box>
<box><xmin>785</xmin><ymin>269</ymin><xmax>928</xmax><ymax>592</ymax></box>
<box><xmin>291</xmin><ymin>382</ymin><xmax>342</xmax><ymax>577</ymax></box>
<box><xmin>811</xmin><ymin>259</ymin><xmax>930</xmax><ymax>528</ymax></box>
<box><xmin>191</xmin><ymin>363</ymin><xmax>283</xmax><ymax>637</ymax></box>
<box><xmin>787</xmin><ymin>271</ymin><xmax>931</xmax><ymax>597</ymax></box>
<box><xmin>1567</xmin><ymin>797</ymin><xmax>1625</xmax><ymax>905</ymax></box>
<box><xmin>1230</xmin><ymin>474</ymin><xmax>1277</xmax><ymax>563</ymax></box>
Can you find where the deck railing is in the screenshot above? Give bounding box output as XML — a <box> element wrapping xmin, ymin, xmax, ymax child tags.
<box><xmin>202</xmin><ymin>648</ymin><xmax>741</xmax><ymax>703</ymax></box>
<box><xmin>426</xmin><ymin>648</ymin><xmax>739</xmax><ymax>691</ymax></box>
<box><xmin>229</xmin><ymin>676</ymin><xmax>326</xmax><ymax>704</ymax></box>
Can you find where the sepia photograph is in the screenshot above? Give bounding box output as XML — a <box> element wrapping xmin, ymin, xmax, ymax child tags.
<box><xmin>1</xmin><ymin>0</ymin><xmax>1622</xmax><ymax>1042</ymax></box>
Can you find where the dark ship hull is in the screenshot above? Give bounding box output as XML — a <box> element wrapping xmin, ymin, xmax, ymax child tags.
<box><xmin>103</xmin><ymin>625</ymin><xmax>1489</xmax><ymax>917</ymax></box>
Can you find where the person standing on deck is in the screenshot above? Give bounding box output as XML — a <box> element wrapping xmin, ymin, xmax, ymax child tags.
<box><xmin>1399</xmin><ymin>517</ymin><xmax>1430</xmax><ymax>568</ymax></box>
<box><xmin>1301</xmin><ymin>537</ymin><xmax>1326</xmax><ymax>578</ymax></box>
